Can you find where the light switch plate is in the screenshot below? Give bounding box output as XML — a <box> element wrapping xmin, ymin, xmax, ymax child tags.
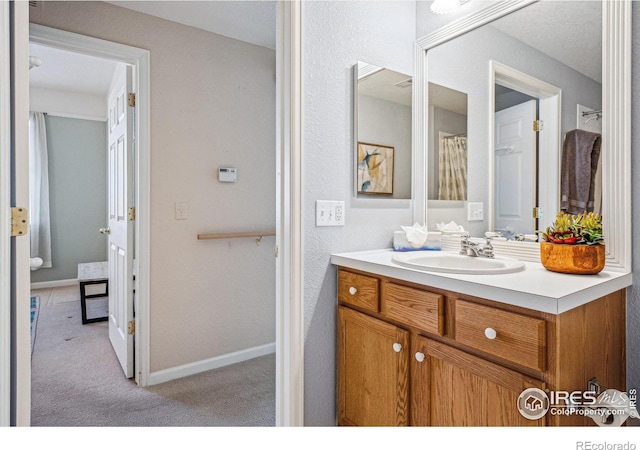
<box><xmin>467</xmin><ymin>202</ymin><xmax>483</xmax><ymax>221</ymax></box>
<box><xmin>316</xmin><ymin>200</ymin><xmax>345</xmax><ymax>227</ymax></box>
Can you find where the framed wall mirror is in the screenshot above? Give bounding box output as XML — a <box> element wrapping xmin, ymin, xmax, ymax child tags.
<box><xmin>354</xmin><ymin>61</ymin><xmax>412</xmax><ymax>200</ymax></box>
<box><xmin>413</xmin><ymin>0</ymin><xmax>631</xmax><ymax>271</ymax></box>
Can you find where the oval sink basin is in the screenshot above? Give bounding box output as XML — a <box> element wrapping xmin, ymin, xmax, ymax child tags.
<box><xmin>391</xmin><ymin>251</ymin><xmax>525</xmax><ymax>275</ymax></box>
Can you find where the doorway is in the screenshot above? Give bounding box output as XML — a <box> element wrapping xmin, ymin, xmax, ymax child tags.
<box><xmin>28</xmin><ymin>24</ymin><xmax>150</xmax><ymax>390</ymax></box>
<box><xmin>490</xmin><ymin>61</ymin><xmax>562</xmax><ymax>235</ymax></box>
<box><xmin>28</xmin><ymin>36</ymin><xmax>138</xmax><ymax>381</ymax></box>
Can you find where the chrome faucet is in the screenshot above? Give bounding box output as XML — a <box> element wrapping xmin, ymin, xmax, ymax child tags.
<box><xmin>459</xmin><ymin>234</ymin><xmax>495</xmax><ymax>258</ymax></box>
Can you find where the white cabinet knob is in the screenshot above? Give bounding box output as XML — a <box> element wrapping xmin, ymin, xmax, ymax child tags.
<box><xmin>484</xmin><ymin>327</ymin><xmax>497</xmax><ymax>340</ymax></box>
<box><xmin>348</xmin><ymin>287</ymin><xmax>358</xmax><ymax>295</ymax></box>
<box><xmin>392</xmin><ymin>343</ymin><xmax>402</xmax><ymax>353</ymax></box>
<box><xmin>415</xmin><ymin>352</ymin><xmax>425</xmax><ymax>363</ymax></box>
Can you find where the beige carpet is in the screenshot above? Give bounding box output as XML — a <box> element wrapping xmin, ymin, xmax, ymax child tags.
<box><xmin>31</xmin><ymin>285</ymin><xmax>84</xmax><ymax>305</ymax></box>
<box><xmin>31</xmin><ymin>289</ymin><xmax>275</xmax><ymax>426</ymax></box>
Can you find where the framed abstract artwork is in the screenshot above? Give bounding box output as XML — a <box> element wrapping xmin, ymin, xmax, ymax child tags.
<box><xmin>357</xmin><ymin>142</ymin><xmax>394</xmax><ymax>195</ymax></box>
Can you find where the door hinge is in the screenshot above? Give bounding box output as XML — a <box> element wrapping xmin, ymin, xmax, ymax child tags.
<box><xmin>128</xmin><ymin>93</ymin><xmax>136</xmax><ymax>107</ymax></box>
<box><xmin>11</xmin><ymin>207</ymin><xmax>28</xmax><ymax>237</ymax></box>
<box><xmin>533</xmin><ymin>120</ymin><xmax>544</xmax><ymax>132</ymax></box>
<box><xmin>533</xmin><ymin>207</ymin><xmax>543</xmax><ymax>219</ymax></box>
<box><xmin>275</xmin><ymin>245</ymin><xmax>279</xmax><ymax>258</ymax></box>
<box><xmin>128</xmin><ymin>207</ymin><xmax>136</xmax><ymax>221</ymax></box>
<box><xmin>128</xmin><ymin>320</ymin><xmax>135</xmax><ymax>335</ymax></box>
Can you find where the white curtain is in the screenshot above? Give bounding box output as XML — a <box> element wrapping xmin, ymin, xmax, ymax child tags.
<box><xmin>438</xmin><ymin>136</ymin><xmax>468</xmax><ymax>201</ymax></box>
<box><xmin>29</xmin><ymin>112</ymin><xmax>52</xmax><ymax>268</ymax></box>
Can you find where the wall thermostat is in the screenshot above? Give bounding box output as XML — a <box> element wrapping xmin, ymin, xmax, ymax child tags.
<box><xmin>218</xmin><ymin>167</ymin><xmax>237</xmax><ymax>183</ymax></box>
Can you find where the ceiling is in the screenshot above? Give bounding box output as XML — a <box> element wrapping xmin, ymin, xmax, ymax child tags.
<box><xmin>29</xmin><ymin>1</ymin><xmax>276</xmax><ymax>96</ymax></box>
<box><xmin>105</xmin><ymin>1</ymin><xmax>276</xmax><ymax>50</ymax></box>
<box><xmin>490</xmin><ymin>1</ymin><xmax>602</xmax><ymax>83</ymax></box>
<box><xmin>29</xmin><ymin>42</ymin><xmax>118</xmax><ymax>96</ymax></box>
<box><xmin>358</xmin><ymin>65</ymin><xmax>413</xmax><ymax>107</ymax></box>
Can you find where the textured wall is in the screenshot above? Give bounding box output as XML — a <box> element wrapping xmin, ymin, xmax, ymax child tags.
<box><xmin>303</xmin><ymin>0</ymin><xmax>416</xmax><ymax>425</ymax></box>
<box><xmin>30</xmin><ymin>116</ymin><xmax>107</xmax><ymax>283</ymax></box>
<box><xmin>30</xmin><ymin>2</ymin><xmax>276</xmax><ymax>373</ymax></box>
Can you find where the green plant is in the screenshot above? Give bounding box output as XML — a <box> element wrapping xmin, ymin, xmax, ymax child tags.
<box><xmin>537</xmin><ymin>211</ymin><xmax>604</xmax><ymax>245</ymax></box>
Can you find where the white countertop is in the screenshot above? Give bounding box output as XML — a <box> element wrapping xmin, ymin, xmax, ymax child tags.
<box><xmin>330</xmin><ymin>249</ymin><xmax>632</xmax><ymax>315</ymax></box>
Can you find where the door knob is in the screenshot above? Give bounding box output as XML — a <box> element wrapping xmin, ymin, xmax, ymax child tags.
<box><xmin>99</xmin><ymin>227</ymin><xmax>111</xmax><ymax>235</ymax></box>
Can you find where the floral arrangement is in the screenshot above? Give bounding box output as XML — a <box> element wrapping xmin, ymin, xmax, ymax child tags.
<box><xmin>537</xmin><ymin>211</ymin><xmax>604</xmax><ymax>245</ymax></box>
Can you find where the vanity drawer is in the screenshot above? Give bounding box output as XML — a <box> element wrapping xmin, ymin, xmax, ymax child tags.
<box><xmin>381</xmin><ymin>282</ymin><xmax>444</xmax><ymax>336</ymax></box>
<box><xmin>338</xmin><ymin>270</ymin><xmax>379</xmax><ymax>312</ymax></box>
<box><xmin>455</xmin><ymin>299</ymin><xmax>546</xmax><ymax>372</ymax></box>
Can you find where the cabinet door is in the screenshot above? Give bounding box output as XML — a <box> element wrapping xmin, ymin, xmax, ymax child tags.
<box><xmin>338</xmin><ymin>306</ymin><xmax>409</xmax><ymax>426</ymax></box>
<box><xmin>411</xmin><ymin>335</ymin><xmax>546</xmax><ymax>426</ymax></box>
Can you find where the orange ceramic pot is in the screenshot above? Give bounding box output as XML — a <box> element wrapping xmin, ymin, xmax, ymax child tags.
<box><xmin>540</xmin><ymin>241</ymin><xmax>605</xmax><ymax>275</ymax></box>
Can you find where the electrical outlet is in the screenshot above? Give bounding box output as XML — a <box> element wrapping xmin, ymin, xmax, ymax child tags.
<box><xmin>467</xmin><ymin>202</ymin><xmax>484</xmax><ymax>221</ymax></box>
<box><xmin>175</xmin><ymin>201</ymin><xmax>188</xmax><ymax>220</ymax></box>
<box><xmin>316</xmin><ymin>200</ymin><xmax>345</xmax><ymax>227</ymax></box>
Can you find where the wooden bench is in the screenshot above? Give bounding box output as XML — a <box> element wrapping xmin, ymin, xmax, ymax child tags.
<box><xmin>77</xmin><ymin>261</ymin><xmax>109</xmax><ymax>324</ymax></box>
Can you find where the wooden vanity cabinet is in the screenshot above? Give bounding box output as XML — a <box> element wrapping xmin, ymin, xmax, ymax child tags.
<box><xmin>410</xmin><ymin>335</ymin><xmax>545</xmax><ymax>426</ymax></box>
<box><xmin>336</xmin><ymin>267</ymin><xmax>626</xmax><ymax>427</ymax></box>
<box><xmin>337</xmin><ymin>306</ymin><xmax>408</xmax><ymax>426</ymax></box>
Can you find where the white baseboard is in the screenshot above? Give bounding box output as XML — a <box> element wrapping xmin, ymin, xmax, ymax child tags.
<box><xmin>30</xmin><ymin>279</ymin><xmax>77</xmax><ymax>290</ymax></box>
<box><xmin>147</xmin><ymin>342</ymin><xmax>276</xmax><ymax>386</ymax></box>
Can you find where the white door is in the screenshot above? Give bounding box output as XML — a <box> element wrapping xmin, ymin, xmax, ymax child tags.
<box><xmin>494</xmin><ymin>100</ymin><xmax>536</xmax><ymax>236</ymax></box>
<box><xmin>107</xmin><ymin>63</ymin><xmax>134</xmax><ymax>378</ymax></box>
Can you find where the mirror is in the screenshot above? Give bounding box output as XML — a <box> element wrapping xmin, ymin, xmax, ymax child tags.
<box><xmin>427</xmin><ymin>82</ymin><xmax>468</xmax><ymax>201</ymax></box>
<box><xmin>354</xmin><ymin>61</ymin><xmax>412</xmax><ymax>199</ymax></box>
<box><xmin>414</xmin><ymin>0</ymin><xmax>631</xmax><ymax>270</ymax></box>
<box><xmin>425</xmin><ymin>0</ymin><xmax>601</xmax><ymax>237</ymax></box>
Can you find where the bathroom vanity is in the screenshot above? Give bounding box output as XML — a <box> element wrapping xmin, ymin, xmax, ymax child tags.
<box><xmin>331</xmin><ymin>249</ymin><xmax>632</xmax><ymax>426</ymax></box>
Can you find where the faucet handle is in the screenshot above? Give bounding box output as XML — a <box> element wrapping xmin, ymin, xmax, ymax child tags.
<box><xmin>482</xmin><ymin>236</ymin><xmax>495</xmax><ymax>258</ymax></box>
<box><xmin>455</xmin><ymin>233</ymin><xmax>471</xmax><ymax>255</ymax></box>
<box><xmin>453</xmin><ymin>232</ymin><xmax>470</xmax><ymax>241</ymax></box>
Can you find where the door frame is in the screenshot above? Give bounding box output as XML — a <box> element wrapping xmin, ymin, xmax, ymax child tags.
<box><xmin>276</xmin><ymin>1</ymin><xmax>304</xmax><ymax>426</ymax></box>
<box><xmin>0</xmin><ymin>0</ymin><xmax>12</xmax><ymax>427</ymax></box>
<box><xmin>489</xmin><ymin>60</ymin><xmax>561</xmax><ymax>233</ymax></box>
<box><xmin>28</xmin><ymin>24</ymin><xmax>151</xmax><ymax>388</ymax></box>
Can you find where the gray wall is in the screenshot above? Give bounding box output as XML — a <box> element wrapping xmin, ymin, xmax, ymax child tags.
<box><xmin>30</xmin><ymin>116</ymin><xmax>107</xmax><ymax>283</ymax></box>
<box><xmin>357</xmin><ymin>94</ymin><xmax>412</xmax><ymax>199</ymax></box>
<box><xmin>303</xmin><ymin>0</ymin><xmax>415</xmax><ymax>425</ymax></box>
